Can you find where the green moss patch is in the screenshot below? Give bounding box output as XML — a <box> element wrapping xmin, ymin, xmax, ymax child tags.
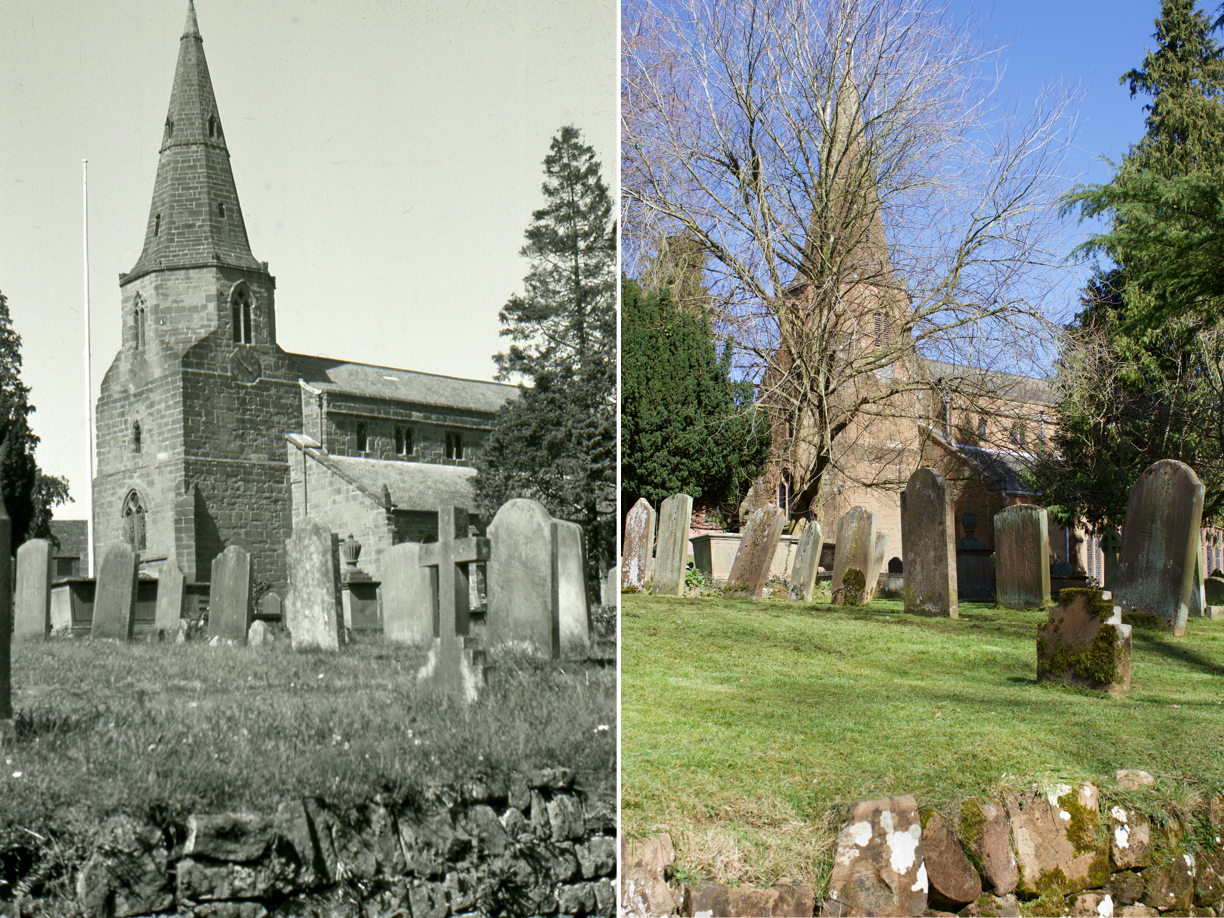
<box><xmin>841</xmin><ymin>568</ymin><xmax>866</xmax><ymax>606</ymax></box>
<box><xmin>1038</xmin><ymin>624</ymin><xmax>1125</xmax><ymax>686</ymax></box>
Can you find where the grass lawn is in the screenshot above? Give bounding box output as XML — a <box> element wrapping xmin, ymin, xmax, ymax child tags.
<box><xmin>1</xmin><ymin>635</ymin><xmax>616</xmax><ymax>844</ymax></box>
<box><xmin>620</xmin><ymin>592</ymin><xmax>1224</xmax><ymax>892</ymax></box>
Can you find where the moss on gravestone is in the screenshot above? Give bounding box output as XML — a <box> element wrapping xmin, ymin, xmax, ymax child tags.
<box><xmin>842</xmin><ymin>568</ymin><xmax>866</xmax><ymax>606</ymax></box>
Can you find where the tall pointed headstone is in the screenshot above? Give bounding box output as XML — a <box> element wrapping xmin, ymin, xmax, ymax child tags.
<box><xmin>787</xmin><ymin>522</ymin><xmax>824</xmax><ymax>601</ymax></box>
<box><xmin>284</xmin><ymin>519</ymin><xmax>344</xmax><ymax>652</ymax></box>
<box><xmin>831</xmin><ymin>507</ymin><xmax>877</xmax><ymax>606</ymax></box>
<box><xmin>900</xmin><ymin>468</ymin><xmax>958</xmax><ymax>617</ymax></box>
<box><xmin>209</xmin><ymin>545</ymin><xmax>253</xmax><ymax>644</ymax></box>
<box><xmin>726</xmin><ymin>506</ymin><xmax>786</xmax><ymax>600</ymax></box>
<box><xmin>554</xmin><ymin>520</ymin><xmax>591</xmax><ymax>653</ymax></box>
<box><xmin>653</xmin><ymin>494</ymin><xmax>693</xmax><ymax>596</ymax></box>
<box><xmin>487</xmin><ymin>498</ymin><xmax>559</xmax><ymax>655</ymax></box>
<box><xmin>93</xmin><ymin>544</ymin><xmax>139</xmax><ymax>641</ymax></box>
<box><xmin>620</xmin><ymin>498</ymin><xmax>656</xmax><ymax>591</ymax></box>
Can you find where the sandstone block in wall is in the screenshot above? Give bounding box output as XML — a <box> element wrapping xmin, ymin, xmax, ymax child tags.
<box><xmin>76</xmin><ymin>815</ymin><xmax>174</xmax><ymax>918</ymax></box>
<box><xmin>824</xmin><ymin>795</ymin><xmax>926</xmax><ymax>918</ymax></box>
<box><xmin>1070</xmin><ymin>892</ymin><xmax>1115</xmax><ymax>916</ymax></box>
<box><xmin>461</xmin><ymin>804</ymin><xmax>508</xmax><ymax>856</ymax></box>
<box><xmin>558</xmin><ymin>881</ymin><xmax>598</xmax><ymax>915</ymax></box>
<box><xmin>576</xmin><ymin>835</ymin><xmax>617</xmax><ymax>878</ymax></box>
<box><xmin>959</xmin><ymin>798</ymin><xmax>1018</xmax><ymax>895</ymax></box>
<box><xmin>922</xmin><ymin>811</ymin><xmax>981</xmax><ymax>909</ymax></box>
<box><xmin>548</xmin><ymin>793</ymin><xmax>587</xmax><ymax>842</ymax></box>
<box><xmin>1107</xmin><ymin>805</ymin><xmax>1152</xmax><ymax>870</ymax></box>
<box><xmin>184</xmin><ymin>813</ymin><xmax>274</xmax><ymax>862</ymax></box>
<box><xmin>1196</xmin><ymin>849</ymin><xmax>1224</xmax><ymax>908</ymax></box>
<box><xmin>408</xmin><ymin>881</ymin><xmax>448</xmax><ymax>918</ymax></box>
<box><xmin>175</xmin><ymin>851</ymin><xmax>300</xmax><ymax>903</ymax></box>
<box><xmin>959</xmin><ymin>893</ymin><xmax>1021</xmax><ymax>916</ymax></box>
<box><xmin>621</xmin><ymin>832</ymin><xmax>679</xmax><ymax>918</ymax></box>
<box><xmin>1142</xmin><ymin>852</ymin><xmax>1195</xmax><ymax>913</ymax></box>
<box><xmin>1107</xmin><ymin>870</ymin><xmax>1145</xmax><ymax>906</ymax></box>
<box><xmin>1007</xmin><ymin>783</ymin><xmax>1108</xmax><ymax>898</ymax></box>
<box><xmin>685</xmin><ymin>882</ymin><xmax>816</xmax><ymax>917</ymax></box>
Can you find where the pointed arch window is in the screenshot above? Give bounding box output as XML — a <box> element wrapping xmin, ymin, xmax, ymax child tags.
<box><xmin>122</xmin><ymin>490</ymin><xmax>146</xmax><ymax>552</ymax></box>
<box><xmin>873</xmin><ymin>313</ymin><xmax>891</xmax><ymax>347</ymax></box>
<box><xmin>133</xmin><ymin>295</ymin><xmax>148</xmax><ymax>350</ymax></box>
<box><xmin>977</xmin><ymin>418</ymin><xmax>987</xmax><ymax>440</ymax></box>
<box><xmin>154</xmin><ymin>214</ymin><xmax>161</xmax><ymax>237</ymax></box>
<box><xmin>166</xmin><ymin>118</ymin><xmax>174</xmax><ymax>138</ymax></box>
<box><xmin>356</xmin><ymin>422</ymin><xmax>368</xmax><ymax>453</ymax></box>
<box><xmin>777</xmin><ymin>469</ymin><xmax>794</xmax><ymax>516</ymax></box>
<box><xmin>231</xmin><ymin>285</ymin><xmax>253</xmax><ymax>344</ymax></box>
<box><xmin>132</xmin><ymin>421</ymin><xmax>142</xmax><ymax>454</ymax></box>
<box><xmin>208</xmin><ymin>115</ymin><xmax>217</xmax><ymax>138</ymax></box>
<box><xmin>218</xmin><ymin>202</ymin><xmax>226</xmax><ymax>218</ymax></box>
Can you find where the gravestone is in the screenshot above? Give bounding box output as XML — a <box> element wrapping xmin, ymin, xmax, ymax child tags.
<box><xmin>417</xmin><ymin>506</ymin><xmax>488</xmax><ymax>704</ymax></box>
<box><xmin>726</xmin><ymin>506</ymin><xmax>786</xmax><ymax>600</ymax></box>
<box><xmin>488</xmin><ymin>498</ymin><xmax>558</xmax><ymax>655</ymax></box>
<box><xmin>554</xmin><ymin>520</ymin><xmax>591</xmax><ymax>654</ymax></box>
<box><xmin>0</xmin><ymin>494</ymin><xmax>10</xmax><ymax>745</ymax></box>
<box><xmin>1114</xmin><ymin>460</ymin><xmax>1205</xmax><ymax>636</ymax></box>
<box><xmin>994</xmin><ymin>505</ymin><xmax>1050</xmax><ymax>610</ymax></box>
<box><xmin>787</xmin><ymin>522</ymin><xmax>824</xmax><ymax>601</ymax></box>
<box><xmin>381</xmin><ymin>541</ymin><xmax>433</xmax><ymax>645</ymax></box>
<box><xmin>208</xmin><ymin>546</ymin><xmax>253</xmax><ymax>644</ymax></box>
<box><xmin>831</xmin><ymin>507</ymin><xmax>877</xmax><ymax>606</ymax></box>
<box><xmin>154</xmin><ymin>566</ymin><xmax>186</xmax><ymax>638</ymax></box>
<box><xmin>653</xmin><ymin>494</ymin><xmax>693</xmax><ymax>596</ymax></box>
<box><xmin>259</xmin><ymin>592</ymin><xmax>282</xmax><ymax>620</ymax></box>
<box><xmin>601</xmin><ymin>567</ymin><xmax>616</xmax><ymax>607</ymax></box>
<box><xmin>866</xmin><ymin>533</ymin><xmax>889</xmax><ymax>603</ymax></box>
<box><xmin>620</xmin><ymin>498</ymin><xmax>656</xmax><ymax>591</ymax></box>
<box><xmin>14</xmin><ymin>538</ymin><xmax>52</xmax><ymax>642</ymax></box>
<box><xmin>1100</xmin><ymin>528</ymin><xmax>1122</xmax><ymax>592</ymax></box>
<box><xmin>900</xmin><ymin>468</ymin><xmax>958</xmax><ymax>618</ymax></box>
<box><xmin>1190</xmin><ymin>544</ymin><xmax>1208</xmax><ymax>618</ymax></box>
<box><xmin>1037</xmin><ymin>588</ymin><xmax>1131</xmax><ymax>694</ymax></box>
<box><xmin>284</xmin><ymin>519</ymin><xmax>344</xmax><ymax>652</ymax></box>
<box><xmin>92</xmin><ymin>543</ymin><xmax>139</xmax><ymax>641</ymax></box>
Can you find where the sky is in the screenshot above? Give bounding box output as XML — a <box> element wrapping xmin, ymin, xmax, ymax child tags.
<box><xmin>0</xmin><ymin>0</ymin><xmax>616</xmax><ymax>519</ymax></box>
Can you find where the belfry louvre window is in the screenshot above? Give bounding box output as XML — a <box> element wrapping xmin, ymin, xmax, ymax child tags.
<box><xmin>133</xmin><ymin>295</ymin><xmax>148</xmax><ymax>350</ymax></box>
<box><xmin>445</xmin><ymin>432</ymin><xmax>463</xmax><ymax>460</ymax></box>
<box><xmin>356</xmin><ymin>422</ymin><xmax>368</xmax><ymax>453</ymax></box>
<box><xmin>231</xmin><ymin>286</ymin><xmax>253</xmax><ymax>344</ymax></box>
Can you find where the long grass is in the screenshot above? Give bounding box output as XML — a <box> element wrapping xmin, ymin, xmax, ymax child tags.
<box><xmin>620</xmin><ymin>593</ymin><xmax>1224</xmax><ymax>891</ymax></box>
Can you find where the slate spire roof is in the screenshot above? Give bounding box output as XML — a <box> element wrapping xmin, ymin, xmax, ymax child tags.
<box><xmin>126</xmin><ymin>0</ymin><xmax>263</xmax><ymax>280</ymax></box>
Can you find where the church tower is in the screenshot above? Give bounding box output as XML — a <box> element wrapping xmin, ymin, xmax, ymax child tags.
<box><xmin>93</xmin><ymin>0</ymin><xmax>302</xmax><ymax>588</ymax></box>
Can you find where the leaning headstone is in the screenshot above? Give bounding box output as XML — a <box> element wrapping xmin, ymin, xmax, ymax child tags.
<box><xmin>488</xmin><ymin>498</ymin><xmax>558</xmax><ymax>655</ymax></box>
<box><xmin>824</xmin><ymin>795</ymin><xmax>926</xmax><ymax>917</ymax></box>
<box><xmin>831</xmin><ymin>507</ymin><xmax>877</xmax><ymax>606</ymax></box>
<box><xmin>620</xmin><ymin>498</ymin><xmax>656</xmax><ymax>591</ymax></box>
<box><xmin>554</xmin><ymin>520</ymin><xmax>591</xmax><ymax>653</ymax></box>
<box><xmin>284</xmin><ymin>519</ymin><xmax>344</xmax><ymax>652</ymax></box>
<box><xmin>1190</xmin><ymin>543</ymin><xmax>1208</xmax><ymax>618</ymax></box>
<box><xmin>208</xmin><ymin>546</ymin><xmax>253</xmax><ymax>645</ymax></box>
<box><xmin>154</xmin><ymin>566</ymin><xmax>186</xmax><ymax>638</ymax></box>
<box><xmin>1100</xmin><ymin>528</ymin><xmax>1122</xmax><ymax>592</ymax></box>
<box><xmin>726</xmin><ymin>506</ymin><xmax>786</xmax><ymax>600</ymax></box>
<box><xmin>14</xmin><ymin>538</ymin><xmax>52</xmax><ymax>642</ymax></box>
<box><xmin>994</xmin><ymin>505</ymin><xmax>1050</xmax><ymax>609</ymax></box>
<box><xmin>865</xmin><ymin>533</ymin><xmax>889</xmax><ymax>603</ymax></box>
<box><xmin>1037</xmin><ymin>588</ymin><xmax>1131</xmax><ymax>693</ymax></box>
<box><xmin>900</xmin><ymin>468</ymin><xmax>958</xmax><ymax>618</ymax></box>
<box><xmin>1114</xmin><ymin>460</ymin><xmax>1205</xmax><ymax>637</ymax></box>
<box><xmin>787</xmin><ymin>522</ymin><xmax>824</xmax><ymax>601</ymax></box>
<box><xmin>381</xmin><ymin>542</ymin><xmax>433</xmax><ymax>645</ymax></box>
<box><xmin>92</xmin><ymin>543</ymin><xmax>139</xmax><ymax>641</ymax></box>
<box><xmin>653</xmin><ymin>494</ymin><xmax>693</xmax><ymax>596</ymax></box>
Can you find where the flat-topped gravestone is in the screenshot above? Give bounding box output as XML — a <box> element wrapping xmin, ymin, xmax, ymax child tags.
<box><xmin>14</xmin><ymin>538</ymin><xmax>52</xmax><ymax>642</ymax></box>
<box><xmin>866</xmin><ymin>533</ymin><xmax>889</xmax><ymax>603</ymax></box>
<box><xmin>994</xmin><ymin>505</ymin><xmax>1050</xmax><ymax>609</ymax></box>
<box><xmin>726</xmin><ymin>506</ymin><xmax>786</xmax><ymax>600</ymax></box>
<box><xmin>620</xmin><ymin>498</ymin><xmax>656</xmax><ymax>591</ymax></box>
<box><xmin>1115</xmin><ymin>459</ymin><xmax>1205</xmax><ymax>636</ymax></box>
<box><xmin>93</xmin><ymin>543</ymin><xmax>139</xmax><ymax>641</ymax></box>
<box><xmin>787</xmin><ymin>522</ymin><xmax>824</xmax><ymax>601</ymax></box>
<box><xmin>488</xmin><ymin>498</ymin><xmax>559</xmax><ymax>655</ymax></box>
<box><xmin>831</xmin><ymin>507</ymin><xmax>877</xmax><ymax>606</ymax></box>
<box><xmin>1100</xmin><ymin>528</ymin><xmax>1122</xmax><ymax>592</ymax></box>
<box><xmin>554</xmin><ymin>520</ymin><xmax>591</xmax><ymax>654</ymax></box>
<box><xmin>1037</xmin><ymin>588</ymin><xmax>1131</xmax><ymax>694</ymax></box>
<box><xmin>653</xmin><ymin>494</ymin><xmax>693</xmax><ymax>596</ymax></box>
<box><xmin>901</xmin><ymin>468</ymin><xmax>958</xmax><ymax>618</ymax></box>
<box><xmin>154</xmin><ymin>566</ymin><xmax>186</xmax><ymax>638</ymax></box>
<box><xmin>382</xmin><ymin>542</ymin><xmax>433</xmax><ymax>645</ymax></box>
<box><xmin>284</xmin><ymin>519</ymin><xmax>344</xmax><ymax>652</ymax></box>
<box><xmin>208</xmin><ymin>545</ymin><xmax>253</xmax><ymax>644</ymax></box>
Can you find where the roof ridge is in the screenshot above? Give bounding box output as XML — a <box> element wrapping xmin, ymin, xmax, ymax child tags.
<box><xmin>287</xmin><ymin>352</ymin><xmax>519</xmax><ymax>389</ymax></box>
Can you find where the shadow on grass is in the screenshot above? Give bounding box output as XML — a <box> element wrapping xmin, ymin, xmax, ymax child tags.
<box><xmin>1134</xmin><ymin>633</ymin><xmax>1224</xmax><ymax>678</ymax></box>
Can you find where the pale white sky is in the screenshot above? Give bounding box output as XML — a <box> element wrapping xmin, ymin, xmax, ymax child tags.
<box><xmin>0</xmin><ymin>0</ymin><xmax>617</xmax><ymax>518</ymax></box>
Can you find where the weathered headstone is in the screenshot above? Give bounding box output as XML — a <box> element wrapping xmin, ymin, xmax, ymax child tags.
<box><xmin>0</xmin><ymin>492</ymin><xmax>11</xmax><ymax>745</ymax></box>
<box><xmin>1037</xmin><ymin>588</ymin><xmax>1131</xmax><ymax>693</ymax></box>
<box><xmin>259</xmin><ymin>591</ymin><xmax>282</xmax><ymax>620</ymax></box>
<box><xmin>488</xmin><ymin>498</ymin><xmax>558</xmax><ymax>655</ymax></box>
<box><xmin>900</xmin><ymin>468</ymin><xmax>958</xmax><ymax>618</ymax></box>
<box><xmin>865</xmin><ymin>533</ymin><xmax>889</xmax><ymax>603</ymax></box>
<box><xmin>14</xmin><ymin>538</ymin><xmax>52</xmax><ymax>642</ymax></box>
<box><xmin>1100</xmin><ymin>528</ymin><xmax>1122</xmax><ymax>592</ymax></box>
<box><xmin>417</xmin><ymin>506</ymin><xmax>488</xmax><ymax>704</ymax></box>
<box><xmin>208</xmin><ymin>545</ymin><xmax>253</xmax><ymax>644</ymax></box>
<box><xmin>831</xmin><ymin>507</ymin><xmax>877</xmax><ymax>606</ymax></box>
<box><xmin>601</xmin><ymin>566</ymin><xmax>616</xmax><ymax>607</ymax></box>
<box><xmin>1190</xmin><ymin>543</ymin><xmax>1208</xmax><ymax>618</ymax></box>
<box><xmin>994</xmin><ymin>505</ymin><xmax>1050</xmax><ymax>609</ymax></box>
<box><xmin>1114</xmin><ymin>460</ymin><xmax>1205</xmax><ymax>636</ymax></box>
<box><xmin>554</xmin><ymin>520</ymin><xmax>591</xmax><ymax>654</ymax></box>
<box><xmin>154</xmin><ymin>566</ymin><xmax>186</xmax><ymax>638</ymax></box>
<box><xmin>787</xmin><ymin>522</ymin><xmax>824</xmax><ymax>601</ymax></box>
<box><xmin>726</xmin><ymin>506</ymin><xmax>786</xmax><ymax>600</ymax></box>
<box><xmin>653</xmin><ymin>494</ymin><xmax>693</xmax><ymax>596</ymax></box>
<box><xmin>620</xmin><ymin>498</ymin><xmax>656</xmax><ymax>591</ymax></box>
<box><xmin>381</xmin><ymin>541</ymin><xmax>433</xmax><ymax>645</ymax></box>
<box><xmin>284</xmin><ymin>519</ymin><xmax>344</xmax><ymax>652</ymax></box>
<box><xmin>92</xmin><ymin>543</ymin><xmax>139</xmax><ymax>641</ymax></box>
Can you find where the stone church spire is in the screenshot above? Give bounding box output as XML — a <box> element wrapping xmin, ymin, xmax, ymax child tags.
<box><xmin>125</xmin><ymin>0</ymin><xmax>263</xmax><ymax>280</ymax></box>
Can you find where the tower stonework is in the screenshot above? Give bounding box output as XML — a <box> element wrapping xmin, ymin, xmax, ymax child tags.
<box><xmin>93</xmin><ymin>1</ymin><xmax>301</xmax><ymax>589</ymax></box>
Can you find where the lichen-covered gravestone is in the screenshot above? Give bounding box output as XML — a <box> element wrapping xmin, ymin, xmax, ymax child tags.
<box><xmin>823</xmin><ymin>794</ymin><xmax>926</xmax><ymax>917</ymax></box>
<box><xmin>1114</xmin><ymin>459</ymin><xmax>1205</xmax><ymax>636</ymax></box>
<box><xmin>1037</xmin><ymin>588</ymin><xmax>1131</xmax><ymax>693</ymax></box>
<box><xmin>653</xmin><ymin>494</ymin><xmax>693</xmax><ymax>596</ymax></box>
<box><xmin>14</xmin><ymin>538</ymin><xmax>52</xmax><ymax>642</ymax></box>
<box><xmin>1100</xmin><ymin>527</ymin><xmax>1122</xmax><ymax>592</ymax></box>
<box><xmin>208</xmin><ymin>545</ymin><xmax>253</xmax><ymax>644</ymax></box>
<box><xmin>154</xmin><ymin>566</ymin><xmax>186</xmax><ymax>639</ymax></box>
<box><xmin>866</xmin><ymin>533</ymin><xmax>889</xmax><ymax>604</ymax></box>
<box><xmin>381</xmin><ymin>542</ymin><xmax>433</xmax><ymax>645</ymax></box>
<box><xmin>726</xmin><ymin>505</ymin><xmax>786</xmax><ymax>600</ymax></box>
<box><xmin>787</xmin><ymin>522</ymin><xmax>824</xmax><ymax>601</ymax></box>
<box><xmin>900</xmin><ymin>468</ymin><xmax>957</xmax><ymax>618</ymax></box>
<box><xmin>488</xmin><ymin>498</ymin><xmax>559</xmax><ymax>655</ymax></box>
<box><xmin>284</xmin><ymin>519</ymin><xmax>344</xmax><ymax>652</ymax></box>
<box><xmin>994</xmin><ymin>505</ymin><xmax>1050</xmax><ymax>609</ymax></box>
<box><xmin>93</xmin><ymin>543</ymin><xmax>139</xmax><ymax>642</ymax></box>
<box><xmin>553</xmin><ymin>519</ymin><xmax>591</xmax><ymax>653</ymax></box>
<box><xmin>831</xmin><ymin>507</ymin><xmax>878</xmax><ymax>606</ymax></box>
<box><xmin>620</xmin><ymin>498</ymin><xmax>656</xmax><ymax>591</ymax></box>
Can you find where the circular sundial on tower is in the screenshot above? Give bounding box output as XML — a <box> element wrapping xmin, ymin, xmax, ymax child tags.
<box><xmin>228</xmin><ymin>348</ymin><xmax>261</xmax><ymax>384</ymax></box>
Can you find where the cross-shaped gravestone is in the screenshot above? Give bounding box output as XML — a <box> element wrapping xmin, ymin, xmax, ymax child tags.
<box><xmin>1100</xmin><ymin>527</ymin><xmax>1122</xmax><ymax>592</ymax></box>
<box><xmin>417</xmin><ymin>506</ymin><xmax>490</xmax><ymax>704</ymax></box>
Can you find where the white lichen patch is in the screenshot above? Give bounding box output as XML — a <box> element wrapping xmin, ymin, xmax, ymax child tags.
<box><xmin>1046</xmin><ymin>783</ymin><xmax>1072</xmax><ymax>806</ymax></box>
<box><xmin>912</xmin><ymin>863</ymin><xmax>928</xmax><ymax>893</ymax></box>
<box><xmin>886</xmin><ymin>823</ymin><xmax>922</xmax><ymax>875</ymax></box>
<box><xmin>1110</xmin><ymin>806</ymin><xmax>1128</xmax><ymax>823</ymax></box>
<box><xmin>1060</xmin><ymin>810</ymin><xmax>1071</xmax><ymax>821</ymax></box>
<box><xmin>849</xmin><ymin>821</ymin><xmax>873</xmax><ymax>848</ymax></box>
<box><xmin>1097</xmin><ymin>893</ymin><xmax>1114</xmax><ymax>918</ymax></box>
<box><xmin>1183</xmin><ymin>852</ymin><xmax>1195</xmax><ymax>874</ymax></box>
<box><xmin>879</xmin><ymin>809</ymin><xmax>894</xmax><ymax>834</ymax></box>
<box><xmin>1114</xmin><ymin>825</ymin><xmax>1130</xmax><ymax>849</ymax></box>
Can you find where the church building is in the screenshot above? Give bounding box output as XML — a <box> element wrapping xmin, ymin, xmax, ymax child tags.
<box><xmin>92</xmin><ymin>2</ymin><xmax>516</xmax><ymax>592</ymax></box>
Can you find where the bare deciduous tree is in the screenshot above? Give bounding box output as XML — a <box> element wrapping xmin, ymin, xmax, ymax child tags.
<box><xmin>622</xmin><ymin>0</ymin><xmax>1075</xmax><ymax>524</ymax></box>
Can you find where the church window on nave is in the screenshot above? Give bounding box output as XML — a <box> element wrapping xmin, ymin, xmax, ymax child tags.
<box><xmin>231</xmin><ymin>286</ymin><xmax>253</xmax><ymax>344</ymax></box>
<box><xmin>1010</xmin><ymin>423</ymin><xmax>1025</xmax><ymax>447</ymax></box>
<box><xmin>977</xmin><ymin>418</ymin><xmax>987</xmax><ymax>440</ymax></box>
<box><xmin>395</xmin><ymin>426</ymin><xmax>414</xmax><ymax>457</ymax></box>
<box><xmin>356</xmin><ymin>422</ymin><xmax>368</xmax><ymax>453</ymax></box>
<box><xmin>445</xmin><ymin>432</ymin><xmax>464</xmax><ymax>461</ymax></box>
<box><xmin>132</xmin><ymin>422</ymin><xmax>142</xmax><ymax>454</ymax></box>
<box><xmin>873</xmin><ymin>313</ymin><xmax>892</xmax><ymax>347</ymax></box>
<box><xmin>123</xmin><ymin>490</ymin><xmax>146</xmax><ymax>552</ymax></box>
<box><xmin>776</xmin><ymin>469</ymin><xmax>794</xmax><ymax>516</ymax></box>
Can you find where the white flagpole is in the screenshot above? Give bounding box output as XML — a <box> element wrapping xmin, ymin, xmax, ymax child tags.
<box><xmin>83</xmin><ymin>160</ymin><xmax>95</xmax><ymax>578</ymax></box>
